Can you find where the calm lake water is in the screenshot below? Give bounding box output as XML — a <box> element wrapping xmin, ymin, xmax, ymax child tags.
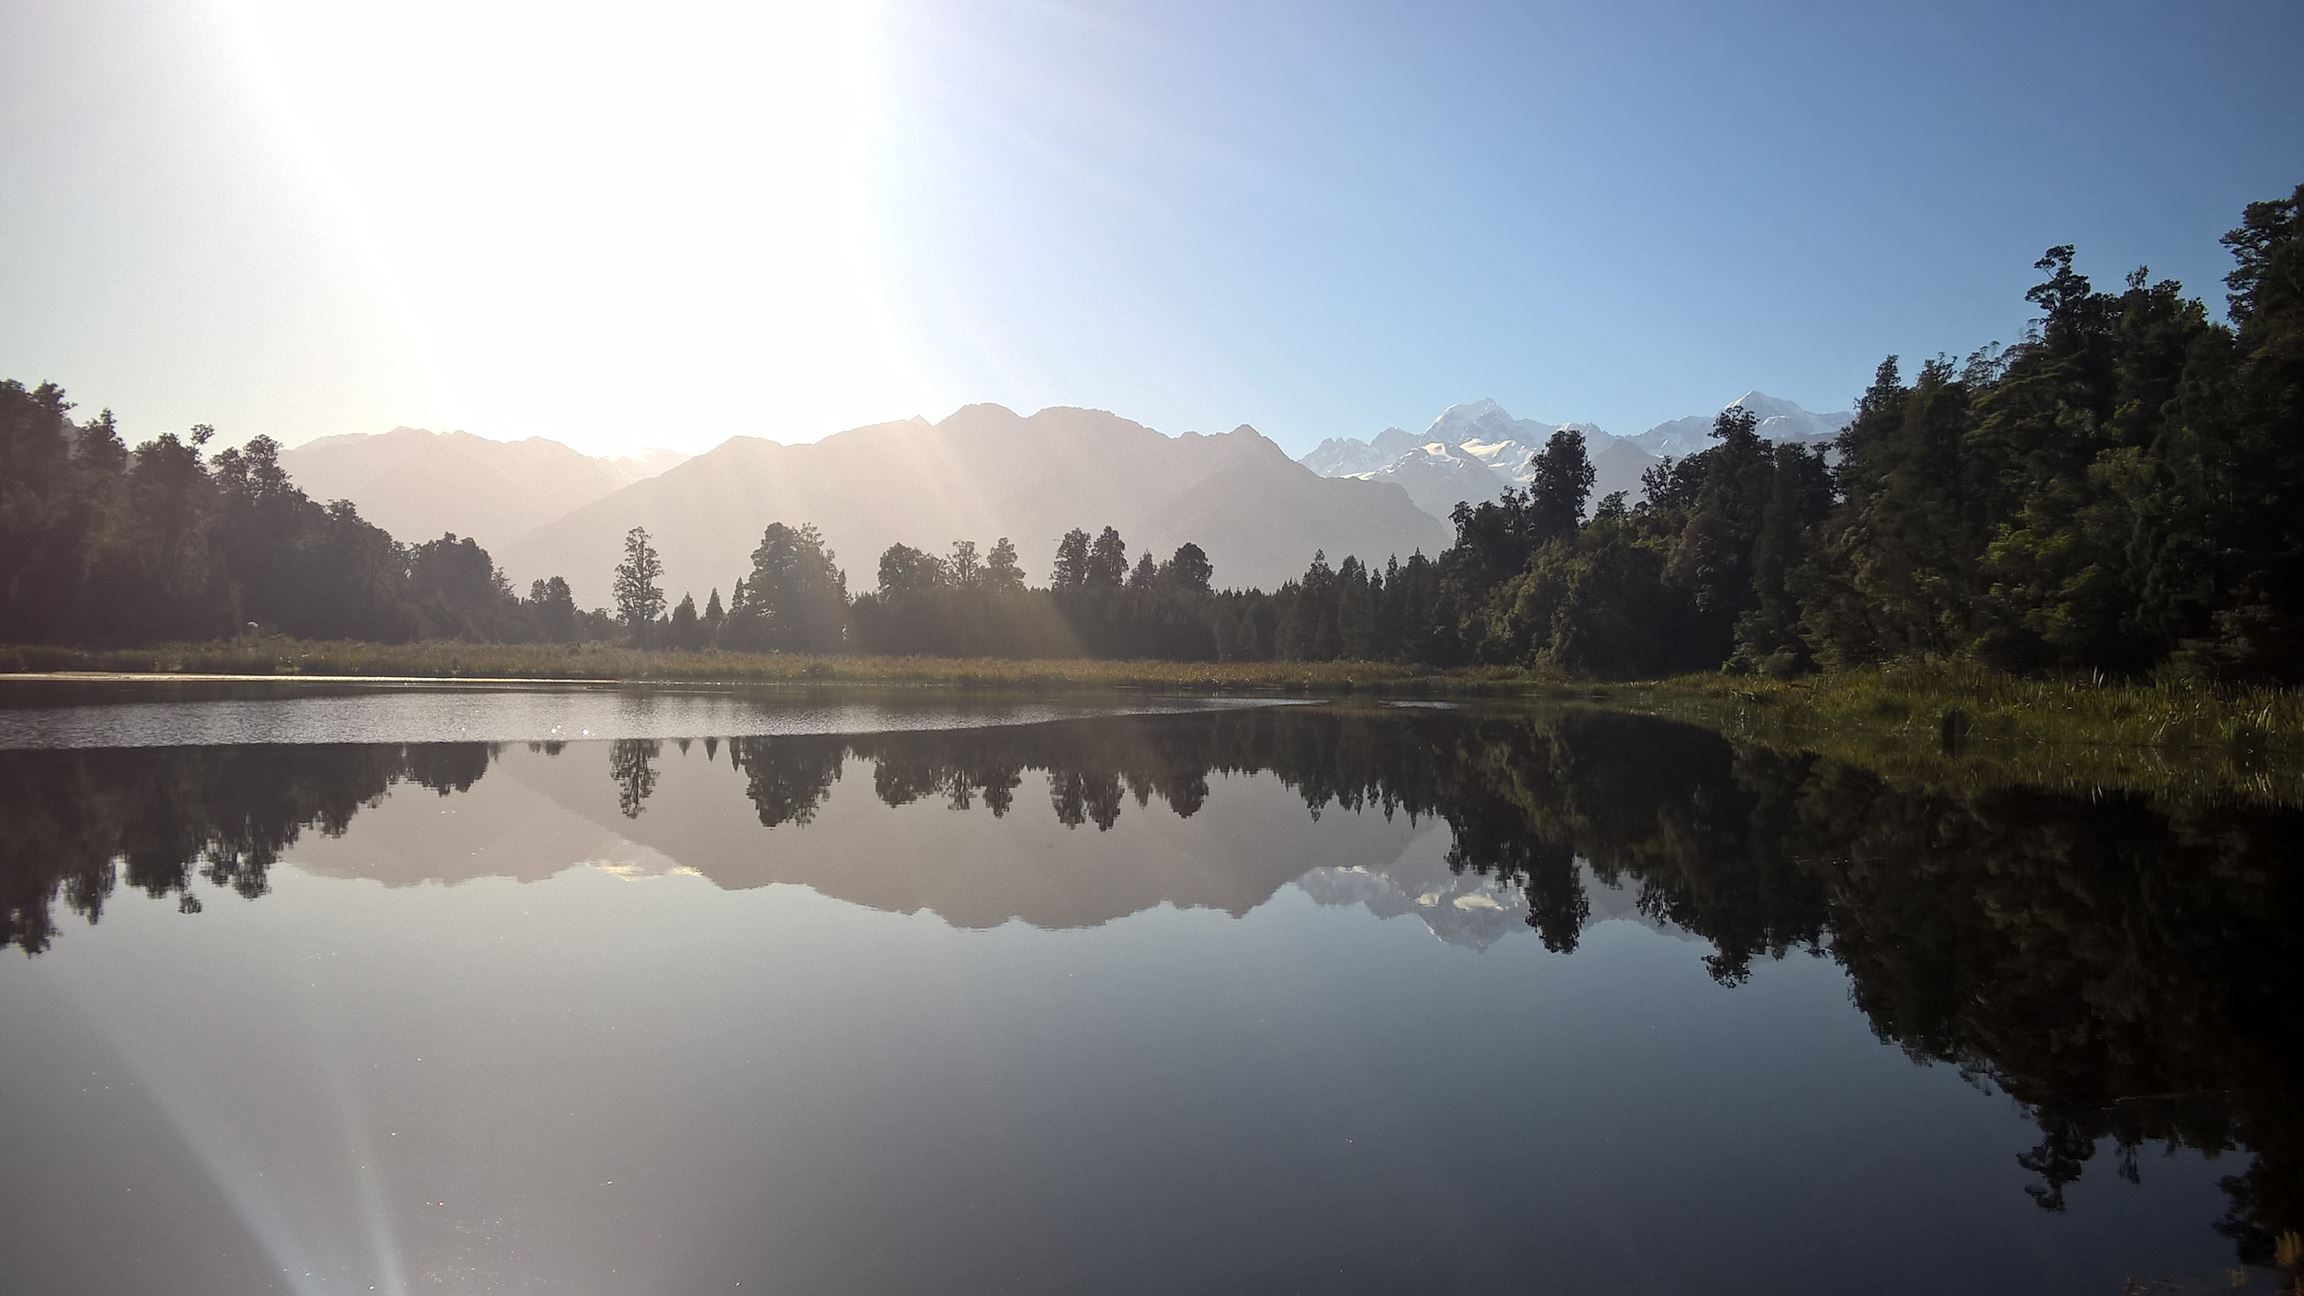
<box><xmin>1</xmin><ymin>692</ymin><xmax>2296</xmax><ymax>1294</ymax></box>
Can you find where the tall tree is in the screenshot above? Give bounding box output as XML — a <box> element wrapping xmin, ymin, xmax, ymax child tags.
<box><xmin>947</xmin><ymin>539</ymin><xmax>982</xmax><ymax>588</ymax></box>
<box><xmin>668</xmin><ymin>592</ymin><xmax>701</xmax><ymax>650</ymax></box>
<box><xmin>1528</xmin><ymin>427</ymin><xmax>1597</xmax><ymax>543</ymax></box>
<box><xmin>1087</xmin><ymin>526</ymin><xmax>1129</xmax><ymax>590</ymax></box>
<box><xmin>735</xmin><ymin>521</ymin><xmax>847</xmax><ymax>652</ymax></box>
<box><xmin>612</xmin><ymin>526</ymin><xmax>666</xmax><ymax>644</ymax></box>
<box><xmin>877</xmin><ymin>542</ymin><xmax>949</xmax><ymax>598</ymax></box>
<box><xmin>1050</xmin><ymin>528</ymin><xmax>1091</xmax><ymax>591</ymax></box>
<box><xmin>1160</xmin><ymin>542</ymin><xmax>1213</xmax><ymax>594</ymax></box>
<box><xmin>985</xmin><ymin>537</ymin><xmax>1026</xmax><ymax>593</ymax></box>
<box><xmin>408</xmin><ymin>533</ymin><xmax>513</xmax><ymax>640</ymax></box>
<box><xmin>527</xmin><ymin>576</ymin><xmax>579</xmax><ymax>642</ymax></box>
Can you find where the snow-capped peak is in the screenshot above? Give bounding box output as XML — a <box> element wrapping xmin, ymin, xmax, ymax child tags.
<box><xmin>1300</xmin><ymin>391</ymin><xmax>1852</xmax><ymax>525</ymax></box>
<box><xmin>1423</xmin><ymin>398</ymin><xmax>1549</xmax><ymax>449</ymax></box>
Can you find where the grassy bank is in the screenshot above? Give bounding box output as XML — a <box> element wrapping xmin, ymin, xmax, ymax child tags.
<box><xmin>6</xmin><ymin>640</ymin><xmax>2300</xmax><ymax>783</ymax></box>
<box><xmin>1545</xmin><ymin>659</ymin><xmax>2304</xmax><ymax>802</ymax></box>
<box><xmin>0</xmin><ymin>637</ymin><xmax>1520</xmax><ymax>695</ymax></box>
<box><xmin>1560</xmin><ymin>659</ymin><xmax>2304</xmax><ymax>750</ymax></box>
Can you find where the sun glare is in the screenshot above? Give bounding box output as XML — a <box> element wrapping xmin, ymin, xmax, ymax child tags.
<box><xmin>219</xmin><ymin>0</ymin><xmax>914</xmax><ymax>449</ymax></box>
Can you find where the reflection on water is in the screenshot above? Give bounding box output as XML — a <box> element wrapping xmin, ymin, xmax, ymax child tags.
<box><xmin>0</xmin><ymin>679</ymin><xmax>1277</xmax><ymax>749</ymax></box>
<box><xmin>1</xmin><ymin>704</ymin><xmax>2298</xmax><ymax>1293</ymax></box>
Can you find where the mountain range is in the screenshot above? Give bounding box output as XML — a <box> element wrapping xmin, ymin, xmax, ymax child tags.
<box><xmin>492</xmin><ymin>404</ymin><xmax>1447</xmax><ymax>605</ymax></box>
<box><xmin>281</xmin><ymin>428</ymin><xmax>688</xmax><ymax>558</ymax></box>
<box><xmin>1298</xmin><ymin>392</ymin><xmax>1851</xmax><ymax>522</ymax></box>
<box><xmin>280</xmin><ymin>390</ymin><xmax>1847</xmax><ymax>609</ymax></box>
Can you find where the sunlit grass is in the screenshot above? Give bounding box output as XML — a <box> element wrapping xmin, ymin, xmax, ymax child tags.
<box><xmin>0</xmin><ymin>636</ymin><xmax>1523</xmax><ymax>696</ymax></box>
<box><xmin>1535</xmin><ymin>659</ymin><xmax>2304</xmax><ymax>804</ymax></box>
<box><xmin>1557</xmin><ymin>659</ymin><xmax>2304</xmax><ymax>750</ymax></box>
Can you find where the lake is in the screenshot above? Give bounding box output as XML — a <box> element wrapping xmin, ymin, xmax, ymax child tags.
<box><xmin>1</xmin><ymin>689</ymin><xmax>2296</xmax><ymax>1294</ymax></box>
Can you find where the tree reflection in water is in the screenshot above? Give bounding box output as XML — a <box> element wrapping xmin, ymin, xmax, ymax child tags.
<box><xmin>607</xmin><ymin>738</ymin><xmax>659</xmax><ymax>819</ymax></box>
<box><xmin>0</xmin><ymin>705</ymin><xmax>2297</xmax><ymax>1268</ymax></box>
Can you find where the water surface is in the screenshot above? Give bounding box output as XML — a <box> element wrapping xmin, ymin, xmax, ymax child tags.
<box><xmin>0</xmin><ymin>678</ymin><xmax>1276</xmax><ymax>748</ymax></box>
<box><xmin>2</xmin><ymin>700</ymin><xmax>2295</xmax><ymax>1294</ymax></box>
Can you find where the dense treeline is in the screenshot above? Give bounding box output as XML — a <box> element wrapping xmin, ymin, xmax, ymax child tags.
<box><xmin>5</xmin><ymin>707</ymin><xmax>2298</xmax><ymax>1269</ymax></box>
<box><xmin>0</xmin><ymin>391</ymin><xmax>612</xmax><ymax>646</ymax></box>
<box><xmin>7</xmin><ymin>183</ymin><xmax>2299</xmax><ymax>682</ymax></box>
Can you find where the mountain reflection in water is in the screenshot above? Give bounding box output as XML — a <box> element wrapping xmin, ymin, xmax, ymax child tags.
<box><xmin>1</xmin><ymin>703</ymin><xmax>2298</xmax><ymax>1288</ymax></box>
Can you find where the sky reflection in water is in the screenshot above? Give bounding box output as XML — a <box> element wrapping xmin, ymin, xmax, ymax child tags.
<box><xmin>1</xmin><ymin>703</ymin><xmax>2296</xmax><ymax>1294</ymax></box>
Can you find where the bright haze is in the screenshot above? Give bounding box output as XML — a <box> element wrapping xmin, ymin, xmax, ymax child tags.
<box><xmin>4</xmin><ymin>0</ymin><xmax>2300</xmax><ymax>457</ymax></box>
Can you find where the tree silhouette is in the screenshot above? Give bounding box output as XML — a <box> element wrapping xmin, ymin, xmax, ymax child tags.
<box><xmin>985</xmin><ymin>537</ymin><xmax>1027</xmax><ymax>593</ymax></box>
<box><xmin>668</xmin><ymin>593</ymin><xmax>701</xmax><ymax>650</ymax></box>
<box><xmin>1161</xmin><ymin>542</ymin><xmax>1213</xmax><ymax>594</ymax></box>
<box><xmin>612</xmin><ymin>526</ymin><xmax>666</xmax><ymax>645</ymax></box>
<box><xmin>1049</xmin><ymin>528</ymin><xmax>1091</xmax><ymax>591</ymax></box>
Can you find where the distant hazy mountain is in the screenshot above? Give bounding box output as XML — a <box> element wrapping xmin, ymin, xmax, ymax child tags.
<box><xmin>499</xmin><ymin>404</ymin><xmax>1451</xmax><ymax>607</ymax></box>
<box><xmin>1586</xmin><ymin>437</ymin><xmax>1661</xmax><ymax>505</ymax></box>
<box><xmin>1628</xmin><ymin>391</ymin><xmax>1852</xmax><ymax>459</ymax></box>
<box><xmin>282</xmin><ymin>427</ymin><xmax>687</xmax><ymax>555</ymax></box>
<box><xmin>608</xmin><ymin>448</ymin><xmax>690</xmax><ymax>480</ymax></box>
<box><xmin>1302</xmin><ymin>425</ymin><xmax>1420</xmax><ymax>477</ymax></box>
<box><xmin>1300</xmin><ymin>392</ymin><xmax>1852</xmax><ymax>525</ymax></box>
<box><xmin>1352</xmin><ymin>442</ymin><xmax>1513</xmax><ymax>518</ymax></box>
<box><xmin>1422</xmin><ymin>396</ymin><xmax>1566</xmax><ymax>452</ymax></box>
<box><xmin>1305</xmin><ymin>398</ymin><xmax>1648</xmax><ymax>520</ymax></box>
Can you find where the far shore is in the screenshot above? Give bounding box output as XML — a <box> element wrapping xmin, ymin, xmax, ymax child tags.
<box><xmin>0</xmin><ymin>644</ymin><xmax>1488</xmax><ymax>696</ymax></box>
<box><xmin>2</xmin><ymin>671</ymin><xmax>638</xmax><ymax>687</ymax></box>
<box><xmin>6</xmin><ymin>640</ymin><xmax>2301</xmax><ymax>766</ymax></box>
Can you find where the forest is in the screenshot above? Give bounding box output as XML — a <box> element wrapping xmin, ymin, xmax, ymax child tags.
<box><xmin>3</xmin><ymin>182</ymin><xmax>2298</xmax><ymax>683</ymax></box>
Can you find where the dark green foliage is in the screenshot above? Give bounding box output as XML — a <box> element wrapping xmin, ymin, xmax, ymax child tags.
<box><xmin>1786</xmin><ymin>190</ymin><xmax>2304</xmax><ymax>682</ymax></box>
<box><xmin>1527</xmin><ymin>426</ymin><xmax>1596</xmax><ymax>543</ymax></box>
<box><xmin>0</xmin><ymin>382</ymin><xmax>543</xmax><ymax>646</ymax></box>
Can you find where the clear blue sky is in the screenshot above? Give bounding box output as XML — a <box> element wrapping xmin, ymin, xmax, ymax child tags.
<box><xmin>3</xmin><ymin>0</ymin><xmax>2300</xmax><ymax>456</ymax></box>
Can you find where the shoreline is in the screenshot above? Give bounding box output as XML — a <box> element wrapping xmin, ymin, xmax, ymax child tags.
<box><xmin>4</xmin><ymin>643</ymin><xmax>2299</xmax><ymax>759</ymax></box>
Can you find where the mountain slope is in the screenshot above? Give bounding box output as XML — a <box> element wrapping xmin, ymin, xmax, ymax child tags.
<box><xmin>1302</xmin><ymin>425</ymin><xmax>1420</xmax><ymax>477</ymax></box>
<box><xmin>500</xmin><ymin>405</ymin><xmax>1450</xmax><ymax>605</ymax></box>
<box><xmin>282</xmin><ymin>427</ymin><xmax>688</xmax><ymax>555</ymax></box>
<box><xmin>1347</xmin><ymin>443</ymin><xmax>1511</xmax><ymax>518</ymax></box>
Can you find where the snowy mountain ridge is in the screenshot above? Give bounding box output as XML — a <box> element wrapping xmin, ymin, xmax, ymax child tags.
<box><xmin>1299</xmin><ymin>392</ymin><xmax>1853</xmax><ymax>525</ymax></box>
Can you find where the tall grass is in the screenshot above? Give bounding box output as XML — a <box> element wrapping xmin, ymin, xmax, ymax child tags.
<box><xmin>1567</xmin><ymin>659</ymin><xmax>2304</xmax><ymax>752</ymax></box>
<box><xmin>0</xmin><ymin>636</ymin><xmax>1524</xmax><ymax>695</ymax></box>
<box><xmin>1542</xmin><ymin>659</ymin><xmax>2304</xmax><ymax>804</ymax></box>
